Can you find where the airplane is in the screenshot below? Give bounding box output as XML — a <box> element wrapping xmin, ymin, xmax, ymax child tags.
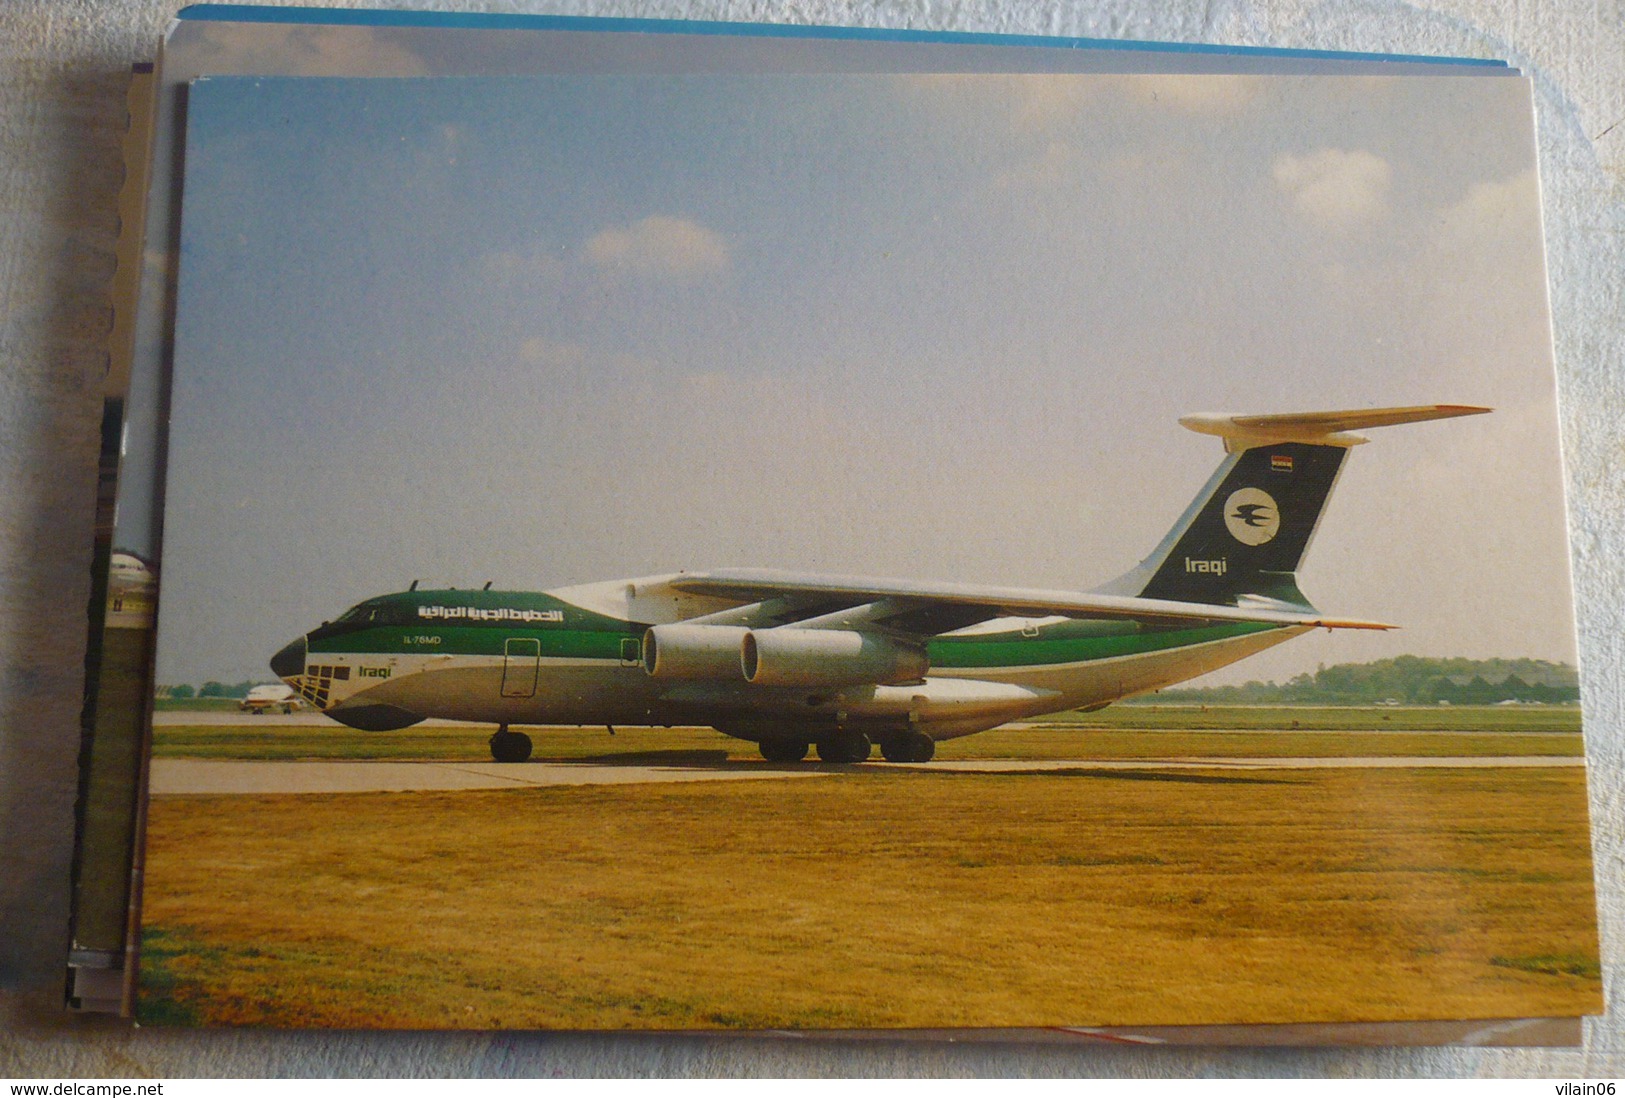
<box><xmin>106</xmin><ymin>549</ymin><xmax>157</xmax><ymax>625</ymax></box>
<box><xmin>108</xmin><ymin>550</ymin><xmax>155</xmax><ymax>594</ymax></box>
<box><xmin>269</xmin><ymin>405</ymin><xmax>1488</xmax><ymax>764</ymax></box>
<box><xmin>238</xmin><ymin>682</ymin><xmax>306</xmax><ymax>714</ymax></box>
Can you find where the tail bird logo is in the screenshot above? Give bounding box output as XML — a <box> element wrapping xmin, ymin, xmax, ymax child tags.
<box><xmin>1223</xmin><ymin>487</ymin><xmax>1280</xmax><ymax>546</ymax></box>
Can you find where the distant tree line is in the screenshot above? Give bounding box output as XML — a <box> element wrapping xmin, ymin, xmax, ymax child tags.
<box><xmin>158</xmin><ymin>680</ymin><xmax>259</xmax><ymax>700</ymax></box>
<box><xmin>1152</xmin><ymin>656</ymin><xmax>1579</xmax><ymax>705</ymax></box>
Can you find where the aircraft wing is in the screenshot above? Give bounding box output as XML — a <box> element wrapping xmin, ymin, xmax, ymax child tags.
<box><xmin>667</xmin><ymin>569</ymin><xmax>1393</xmax><ymax>633</ymax></box>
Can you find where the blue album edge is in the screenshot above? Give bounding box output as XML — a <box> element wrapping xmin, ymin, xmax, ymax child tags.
<box><xmin>175</xmin><ymin>3</ymin><xmax>1508</xmax><ymax>68</ymax></box>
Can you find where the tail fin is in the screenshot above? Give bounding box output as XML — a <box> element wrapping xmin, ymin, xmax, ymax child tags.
<box><xmin>1099</xmin><ymin>405</ymin><xmax>1490</xmax><ymax>609</ymax></box>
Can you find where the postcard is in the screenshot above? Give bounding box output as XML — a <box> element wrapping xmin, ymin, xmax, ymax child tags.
<box><xmin>136</xmin><ymin>69</ymin><xmax>1598</xmax><ymax>1031</ymax></box>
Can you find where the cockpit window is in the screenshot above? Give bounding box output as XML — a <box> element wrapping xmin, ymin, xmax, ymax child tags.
<box><xmin>331</xmin><ymin>601</ymin><xmax>424</xmax><ymax>627</ymax></box>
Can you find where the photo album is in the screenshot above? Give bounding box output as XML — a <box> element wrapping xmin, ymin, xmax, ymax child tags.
<box><xmin>68</xmin><ymin>4</ymin><xmax>1602</xmax><ymax>1042</ymax></box>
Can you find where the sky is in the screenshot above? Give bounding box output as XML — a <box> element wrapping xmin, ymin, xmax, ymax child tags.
<box><xmin>153</xmin><ymin>70</ymin><xmax>1574</xmax><ymax>687</ymax></box>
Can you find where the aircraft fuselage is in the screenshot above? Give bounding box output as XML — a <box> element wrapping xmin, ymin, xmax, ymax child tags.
<box><xmin>273</xmin><ymin>579</ymin><xmax>1303</xmax><ymax>744</ymax></box>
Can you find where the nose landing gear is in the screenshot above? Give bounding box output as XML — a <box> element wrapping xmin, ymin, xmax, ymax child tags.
<box><xmin>489</xmin><ymin>724</ymin><xmax>533</xmax><ymax>763</ymax></box>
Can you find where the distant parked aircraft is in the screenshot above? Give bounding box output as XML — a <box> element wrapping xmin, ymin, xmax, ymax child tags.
<box><xmin>238</xmin><ymin>683</ymin><xmax>304</xmax><ymax>714</ymax></box>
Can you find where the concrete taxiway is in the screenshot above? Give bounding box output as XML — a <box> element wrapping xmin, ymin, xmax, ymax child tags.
<box><xmin>148</xmin><ymin>754</ymin><xmax>1583</xmax><ymax>795</ymax></box>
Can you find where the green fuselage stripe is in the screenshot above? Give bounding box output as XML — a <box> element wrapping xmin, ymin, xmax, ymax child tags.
<box><xmin>927</xmin><ymin>621</ymin><xmax>1276</xmax><ymax>667</ymax></box>
<box><xmin>308</xmin><ymin>619</ymin><xmax>1279</xmax><ymax>669</ymax></box>
<box><xmin>309</xmin><ymin>626</ymin><xmax>629</xmax><ymax>660</ymax></box>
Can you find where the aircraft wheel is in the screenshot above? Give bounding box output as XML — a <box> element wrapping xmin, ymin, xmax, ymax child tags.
<box><xmin>881</xmin><ymin>731</ymin><xmax>935</xmax><ymax>763</ymax></box>
<box><xmin>489</xmin><ymin>729</ymin><xmax>533</xmax><ymax>763</ymax></box>
<box><xmin>759</xmin><ymin>739</ymin><xmax>809</xmax><ymax>763</ymax></box>
<box><xmin>816</xmin><ymin>731</ymin><xmax>871</xmax><ymax>764</ymax></box>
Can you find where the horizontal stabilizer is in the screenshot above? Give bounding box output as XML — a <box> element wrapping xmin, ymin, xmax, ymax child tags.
<box><xmin>1180</xmin><ymin>404</ymin><xmax>1490</xmax><ymax>450</ymax></box>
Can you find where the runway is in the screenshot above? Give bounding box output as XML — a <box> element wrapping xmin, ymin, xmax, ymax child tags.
<box><xmin>148</xmin><ymin>753</ymin><xmax>1583</xmax><ymax>795</ymax></box>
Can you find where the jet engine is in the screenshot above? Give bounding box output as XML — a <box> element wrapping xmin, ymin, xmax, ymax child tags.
<box><xmin>741</xmin><ymin>628</ymin><xmax>929</xmax><ymax>687</ymax></box>
<box><xmin>641</xmin><ymin>623</ymin><xmax>750</xmax><ymax>679</ymax></box>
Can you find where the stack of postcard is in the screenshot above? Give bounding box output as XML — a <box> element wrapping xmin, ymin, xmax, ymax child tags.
<box><xmin>69</xmin><ymin>4</ymin><xmax>1602</xmax><ymax>1043</ymax></box>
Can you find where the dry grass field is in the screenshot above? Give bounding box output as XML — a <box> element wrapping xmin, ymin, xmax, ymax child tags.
<box><xmin>137</xmin><ymin>765</ymin><xmax>1602</xmax><ymax>1030</ymax></box>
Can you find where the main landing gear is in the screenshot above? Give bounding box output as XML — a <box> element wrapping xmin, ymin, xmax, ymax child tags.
<box><xmin>817</xmin><ymin>731</ymin><xmax>871</xmax><ymax>764</ymax></box>
<box><xmin>880</xmin><ymin>730</ymin><xmax>936</xmax><ymax>763</ymax></box>
<box><xmin>759</xmin><ymin>738</ymin><xmax>810</xmax><ymax>763</ymax></box>
<box><xmin>754</xmin><ymin>729</ymin><xmax>936</xmax><ymax>764</ymax></box>
<box><xmin>489</xmin><ymin>724</ymin><xmax>533</xmax><ymax>763</ymax></box>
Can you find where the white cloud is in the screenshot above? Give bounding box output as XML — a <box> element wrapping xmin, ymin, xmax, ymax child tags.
<box><xmin>1008</xmin><ymin>80</ymin><xmax>1101</xmax><ymax>132</ymax></box>
<box><xmin>190</xmin><ymin>24</ymin><xmax>431</xmax><ymax>76</ymax></box>
<box><xmin>514</xmin><ymin>338</ymin><xmax>656</xmax><ymax>382</ymax></box>
<box><xmin>1435</xmin><ymin>170</ymin><xmax>1539</xmax><ymax>252</ymax></box>
<box><xmin>1272</xmin><ymin>148</ymin><xmax>1392</xmax><ymax>229</ymax></box>
<box><xmin>517</xmin><ymin>338</ymin><xmax>589</xmax><ymax>369</ymax></box>
<box><xmin>894</xmin><ymin>73</ymin><xmax>1252</xmax><ymax>130</ymax></box>
<box><xmin>1117</xmin><ymin>75</ymin><xmax>1261</xmax><ymax>114</ymax></box>
<box><xmin>481</xmin><ymin>247</ymin><xmax>567</xmax><ymax>287</ymax></box>
<box><xmin>889</xmin><ymin>74</ymin><xmax>1098</xmax><ymax>133</ymax></box>
<box><xmin>992</xmin><ymin>140</ymin><xmax>1086</xmax><ymax>192</ymax></box>
<box><xmin>582</xmin><ymin>216</ymin><xmax>730</xmax><ymax>280</ymax></box>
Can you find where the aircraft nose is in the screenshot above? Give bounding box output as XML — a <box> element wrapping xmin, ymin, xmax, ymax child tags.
<box><xmin>270</xmin><ymin>635</ymin><xmax>307</xmax><ymax>679</ymax></box>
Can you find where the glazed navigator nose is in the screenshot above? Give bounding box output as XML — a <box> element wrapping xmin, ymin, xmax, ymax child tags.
<box><xmin>270</xmin><ymin>635</ymin><xmax>307</xmax><ymax>679</ymax></box>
